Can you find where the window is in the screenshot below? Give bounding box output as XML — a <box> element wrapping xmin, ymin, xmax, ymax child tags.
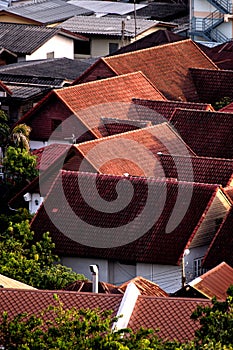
<box><xmin>194</xmin><ymin>257</ymin><xmax>207</xmax><ymax>278</ymax></box>
<box><xmin>51</xmin><ymin>119</ymin><xmax>62</xmax><ymax>132</ymax></box>
<box><xmin>109</xmin><ymin>43</ymin><xmax>119</xmax><ymax>54</ymax></box>
<box><xmin>47</xmin><ymin>51</ymin><xmax>54</xmax><ymax>59</ymax></box>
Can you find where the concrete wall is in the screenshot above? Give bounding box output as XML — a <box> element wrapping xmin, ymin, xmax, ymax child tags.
<box><xmin>26</xmin><ymin>35</ymin><xmax>74</xmax><ymax>60</ymax></box>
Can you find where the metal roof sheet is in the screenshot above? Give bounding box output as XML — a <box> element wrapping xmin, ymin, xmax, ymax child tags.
<box><xmin>6</xmin><ymin>0</ymin><xmax>93</xmax><ymax>24</ymax></box>
<box><xmin>59</xmin><ymin>15</ymin><xmax>159</xmax><ymax>37</ymax></box>
<box><xmin>68</xmin><ymin>0</ymin><xmax>146</xmax><ymax>16</ymax></box>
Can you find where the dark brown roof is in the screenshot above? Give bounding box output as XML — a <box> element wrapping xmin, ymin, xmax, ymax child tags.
<box><xmin>199</xmin><ymin>41</ymin><xmax>233</xmax><ymax>70</ymax></box>
<box><xmin>190</xmin><ymin>68</ymin><xmax>233</xmax><ymax>105</ymax></box>
<box><xmin>128</xmin><ymin>296</ymin><xmax>210</xmax><ymax>342</ymax></box>
<box><xmin>31</xmin><ymin>170</ymin><xmax>220</xmax><ymax>265</ymax></box>
<box><xmin>169</xmin><ymin>109</ymin><xmax>233</xmax><ymax>159</ymax></box>
<box><xmin>109</xmin><ymin>29</ymin><xmax>184</xmax><ymax>56</ymax></box>
<box><xmin>64</xmin><ymin>280</ymin><xmax>123</xmax><ymax>294</ymax></box>
<box><xmin>132</xmin><ymin>98</ymin><xmax>214</xmax><ymax>120</ymax></box>
<box><xmin>203</xmin><ymin>207</ymin><xmax>233</xmax><ymax>268</ymax></box>
<box><xmin>190</xmin><ymin>262</ymin><xmax>233</xmax><ymax>300</ymax></box>
<box><xmin>158</xmin><ymin>154</ymin><xmax>233</xmax><ymax>187</ymax></box>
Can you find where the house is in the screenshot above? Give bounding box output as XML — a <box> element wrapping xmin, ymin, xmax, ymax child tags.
<box><xmin>189</xmin><ymin>0</ymin><xmax>233</xmax><ymax>44</ymax></box>
<box><xmin>0</xmin><ymin>0</ymin><xmax>93</xmax><ymax>26</ymax></box>
<box><xmin>109</xmin><ymin>29</ymin><xmax>184</xmax><ymax>56</ymax></box>
<box><xmin>8</xmin><ymin>122</ymin><xmax>195</xmax><ymax>213</ymax></box>
<box><xmin>0</xmin><ymin>57</ymin><xmax>92</xmax><ymax>123</ymax></box>
<box><xmin>0</xmin><ymin>22</ymin><xmax>88</xmax><ymax>62</ymax></box>
<box><xmin>30</xmin><ymin>170</ymin><xmax>231</xmax><ymax>293</ymax></box>
<box><xmin>74</xmin><ymin>39</ymin><xmax>218</xmax><ymax>102</ymax></box>
<box><xmin>0</xmin><ymin>287</ymin><xmax>211</xmax><ymax>342</ymax></box>
<box><xmin>132</xmin><ymin>98</ymin><xmax>214</xmax><ymax>121</ymax></box>
<box><xmin>203</xmin><ymin>207</ymin><xmax>233</xmax><ymax>269</ymax></box>
<box><xmin>198</xmin><ymin>41</ymin><xmax>233</xmax><ymax>70</ymax></box>
<box><xmin>58</xmin><ymin>16</ymin><xmax>176</xmax><ymax>58</ymax></box>
<box><xmin>172</xmin><ymin>262</ymin><xmax>233</xmax><ymax>300</ymax></box>
<box><xmin>169</xmin><ymin>109</ymin><xmax>233</xmax><ymax>159</ymax></box>
<box><xmin>16</xmin><ymin>72</ymin><xmax>166</xmax><ymax>149</ymax></box>
<box><xmin>157</xmin><ymin>154</ymin><xmax>233</xmax><ymax>188</ymax></box>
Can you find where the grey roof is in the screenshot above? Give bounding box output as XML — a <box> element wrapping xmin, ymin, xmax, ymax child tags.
<box><xmin>0</xmin><ymin>73</ymin><xmax>65</xmax><ymax>87</ymax></box>
<box><xmin>68</xmin><ymin>0</ymin><xmax>146</xmax><ymax>16</ymax></box>
<box><xmin>6</xmin><ymin>0</ymin><xmax>93</xmax><ymax>24</ymax></box>
<box><xmin>5</xmin><ymin>84</ymin><xmax>48</xmax><ymax>99</ymax></box>
<box><xmin>0</xmin><ymin>23</ymin><xmax>83</xmax><ymax>54</ymax></box>
<box><xmin>59</xmin><ymin>16</ymin><xmax>160</xmax><ymax>38</ymax></box>
<box><xmin>0</xmin><ymin>57</ymin><xmax>91</xmax><ymax>80</ymax></box>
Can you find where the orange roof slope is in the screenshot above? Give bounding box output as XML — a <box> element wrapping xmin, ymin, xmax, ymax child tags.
<box><xmin>102</xmin><ymin>40</ymin><xmax>218</xmax><ymax>102</ymax></box>
<box><xmin>189</xmin><ymin>262</ymin><xmax>233</xmax><ymax>300</ymax></box>
<box><xmin>73</xmin><ymin>123</ymin><xmax>195</xmax><ymax>177</ymax></box>
<box><xmin>120</xmin><ymin>276</ymin><xmax>168</xmax><ymax>297</ymax></box>
<box><xmin>20</xmin><ymin>71</ymin><xmax>166</xmax><ymax>139</ymax></box>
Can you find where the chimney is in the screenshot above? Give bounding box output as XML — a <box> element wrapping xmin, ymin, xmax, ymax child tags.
<box><xmin>89</xmin><ymin>265</ymin><xmax>99</xmax><ymax>293</ymax></box>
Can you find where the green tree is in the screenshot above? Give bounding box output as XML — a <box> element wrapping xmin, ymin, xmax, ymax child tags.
<box><xmin>0</xmin><ymin>110</ymin><xmax>9</xmax><ymax>148</ymax></box>
<box><xmin>0</xmin><ymin>297</ymin><xmax>177</xmax><ymax>350</ymax></box>
<box><xmin>191</xmin><ymin>286</ymin><xmax>233</xmax><ymax>348</ymax></box>
<box><xmin>0</xmin><ymin>217</ymin><xmax>85</xmax><ymax>289</ymax></box>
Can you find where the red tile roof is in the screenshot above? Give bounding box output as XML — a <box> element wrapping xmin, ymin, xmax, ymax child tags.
<box><xmin>158</xmin><ymin>154</ymin><xmax>233</xmax><ymax>187</ymax></box>
<box><xmin>132</xmin><ymin>98</ymin><xmax>214</xmax><ymax>120</ymax></box>
<box><xmin>72</xmin><ymin>123</ymin><xmax>196</xmax><ymax>177</ymax></box>
<box><xmin>18</xmin><ymin>72</ymin><xmax>166</xmax><ymax>139</ymax></box>
<box><xmin>169</xmin><ymin>109</ymin><xmax>233</xmax><ymax>159</ymax></box>
<box><xmin>199</xmin><ymin>41</ymin><xmax>233</xmax><ymax>70</ymax></box>
<box><xmin>0</xmin><ymin>289</ymin><xmax>210</xmax><ymax>342</ymax></box>
<box><xmin>32</xmin><ymin>143</ymin><xmax>72</xmax><ymax>171</ymax></box>
<box><xmin>190</xmin><ymin>68</ymin><xmax>233</xmax><ymax>105</ymax></box>
<box><xmin>128</xmin><ymin>296</ymin><xmax>210</xmax><ymax>342</ymax></box>
<box><xmin>76</xmin><ymin>40</ymin><xmax>218</xmax><ymax>102</ymax></box>
<box><xmin>0</xmin><ymin>289</ymin><xmax>122</xmax><ymax>320</ymax></box>
<box><xmin>203</xmin><ymin>207</ymin><xmax>233</xmax><ymax>268</ymax></box>
<box><xmin>31</xmin><ymin>170</ymin><xmax>220</xmax><ymax>265</ymax></box>
<box><xmin>190</xmin><ymin>262</ymin><xmax>233</xmax><ymax>300</ymax></box>
<box><xmin>220</xmin><ymin>102</ymin><xmax>233</xmax><ymax>113</ymax></box>
<box><xmin>120</xmin><ymin>276</ymin><xmax>168</xmax><ymax>297</ymax></box>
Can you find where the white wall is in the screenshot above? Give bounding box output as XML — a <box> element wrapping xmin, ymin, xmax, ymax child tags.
<box><xmin>137</xmin><ymin>263</ymin><xmax>182</xmax><ymax>294</ymax></box>
<box><xmin>26</xmin><ymin>35</ymin><xmax>74</xmax><ymax>60</ymax></box>
<box><xmin>91</xmin><ymin>38</ymin><xmax>130</xmax><ymax>57</ymax></box>
<box><xmin>29</xmin><ymin>193</ymin><xmax>44</xmax><ymax>214</ymax></box>
<box><xmin>61</xmin><ymin>257</ymin><xmax>109</xmax><ymax>282</ymax></box>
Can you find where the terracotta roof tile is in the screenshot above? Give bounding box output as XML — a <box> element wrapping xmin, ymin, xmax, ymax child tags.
<box><xmin>203</xmin><ymin>207</ymin><xmax>233</xmax><ymax>268</ymax></box>
<box><xmin>128</xmin><ymin>296</ymin><xmax>210</xmax><ymax>342</ymax></box>
<box><xmin>20</xmin><ymin>72</ymin><xmax>166</xmax><ymax>139</ymax></box>
<box><xmin>73</xmin><ymin>123</ymin><xmax>196</xmax><ymax>177</ymax></box>
<box><xmin>158</xmin><ymin>154</ymin><xmax>233</xmax><ymax>187</ymax></box>
<box><xmin>31</xmin><ymin>171</ymin><xmax>219</xmax><ymax>265</ymax></box>
<box><xmin>132</xmin><ymin>98</ymin><xmax>214</xmax><ymax>120</ymax></box>
<box><xmin>220</xmin><ymin>102</ymin><xmax>233</xmax><ymax>113</ymax></box>
<box><xmin>120</xmin><ymin>276</ymin><xmax>168</xmax><ymax>297</ymax></box>
<box><xmin>190</xmin><ymin>262</ymin><xmax>233</xmax><ymax>300</ymax></box>
<box><xmin>169</xmin><ymin>109</ymin><xmax>233</xmax><ymax>159</ymax></box>
<box><xmin>199</xmin><ymin>41</ymin><xmax>233</xmax><ymax>70</ymax></box>
<box><xmin>190</xmin><ymin>68</ymin><xmax>233</xmax><ymax>105</ymax></box>
<box><xmin>0</xmin><ymin>289</ymin><xmax>122</xmax><ymax>320</ymax></box>
<box><xmin>77</xmin><ymin>40</ymin><xmax>217</xmax><ymax>102</ymax></box>
<box><xmin>32</xmin><ymin>144</ymin><xmax>72</xmax><ymax>171</ymax></box>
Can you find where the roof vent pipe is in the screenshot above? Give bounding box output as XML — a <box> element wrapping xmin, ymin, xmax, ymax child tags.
<box><xmin>89</xmin><ymin>265</ymin><xmax>99</xmax><ymax>293</ymax></box>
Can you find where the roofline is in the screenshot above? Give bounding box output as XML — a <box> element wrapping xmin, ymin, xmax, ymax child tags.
<box><xmin>0</xmin><ymin>10</ymin><xmax>42</xmax><ymax>25</ymax></box>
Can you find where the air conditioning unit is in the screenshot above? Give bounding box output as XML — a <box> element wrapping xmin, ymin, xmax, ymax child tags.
<box><xmin>23</xmin><ymin>192</ymin><xmax>31</xmax><ymax>202</ymax></box>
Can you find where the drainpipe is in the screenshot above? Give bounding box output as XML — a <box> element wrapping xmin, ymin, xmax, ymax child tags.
<box><xmin>89</xmin><ymin>265</ymin><xmax>99</xmax><ymax>293</ymax></box>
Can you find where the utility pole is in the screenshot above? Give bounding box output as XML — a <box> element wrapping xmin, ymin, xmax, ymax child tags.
<box><xmin>133</xmin><ymin>0</ymin><xmax>137</xmax><ymax>39</ymax></box>
<box><xmin>121</xmin><ymin>19</ymin><xmax>125</xmax><ymax>47</ymax></box>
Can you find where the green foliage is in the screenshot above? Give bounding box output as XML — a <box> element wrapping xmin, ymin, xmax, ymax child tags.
<box><xmin>0</xmin><ymin>217</ymin><xmax>85</xmax><ymax>289</ymax></box>
<box><xmin>0</xmin><ymin>298</ymin><xmax>179</xmax><ymax>350</ymax></box>
<box><xmin>10</xmin><ymin>124</ymin><xmax>31</xmax><ymax>151</ymax></box>
<box><xmin>0</xmin><ymin>110</ymin><xmax>9</xmax><ymax>147</ymax></box>
<box><xmin>191</xmin><ymin>286</ymin><xmax>233</xmax><ymax>348</ymax></box>
<box><xmin>214</xmin><ymin>96</ymin><xmax>232</xmax><ymax>110</ymax></box>
<box><xmin>3</xmin><ymin>146</ymin><xmax>38</xmax><ymax>184</ymax></box>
